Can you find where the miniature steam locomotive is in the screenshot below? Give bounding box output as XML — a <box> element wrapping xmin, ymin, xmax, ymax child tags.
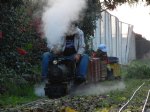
<box><xmin>44</xmin><ymin>56</ymin><xmax>77</xmax><ymax>98</ymax></box>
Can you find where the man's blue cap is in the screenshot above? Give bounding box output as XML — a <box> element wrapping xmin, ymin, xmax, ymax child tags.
<box><xmin>98</xmin><ymin>44</ymin><xmax>107</xmax><ymax>52</ymax></box>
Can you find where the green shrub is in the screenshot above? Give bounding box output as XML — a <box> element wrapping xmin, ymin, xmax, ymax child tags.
<box><xmin>0</xmin><ymin>0</ymin><xmax>47</xmax><ymax>75</ymax></box>
<box><xmin>124</xmin><ymin>60</ymin><xmax>150</xmax><ymax>79</ymax></box>
<box><xmin>0</xmin><ymin>1</ymin><xmax>45</xmax><ymax>96</ymax></box>
<box><xmin>0</xmin><ymin>64</ymin><xmax>41</xmax><ymax>95</ymax></box>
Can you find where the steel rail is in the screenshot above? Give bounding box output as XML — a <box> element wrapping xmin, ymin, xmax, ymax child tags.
<box><xmin>142</xmin><ymin>89</ymin><xmax>150</xmax><ymax>112</ymax></box>
<box><xmin>118</xmin><ymin>82</ymin><xmax>145</xmax><ymax>112</ymax></box>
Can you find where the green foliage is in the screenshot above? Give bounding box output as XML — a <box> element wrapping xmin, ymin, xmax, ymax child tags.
<box><xmin>79</xmin><ymin>0</ymin><xmax>150</xmax><ymax>38</ymax></box>
<box><xmin>0</xmin><ymin>1</ymin><xmax>46</xmax><ymax>97</ymax></box>
<box><xmin>124</xmin><ymin>60</ymin><xmax>150</xmax><ymax>79</ymax></box>
<box><xmin>108</xmin><ymin>79</ymin><xmax>148</xmax><ymax>104</ymax></box>
<box><xmin>0</xmin><ymin>65</ymin><xmax>39</xmax><ymax>108</ymax></box>
<box><xmin>0</xmin><ymin>63</ymin><xmax>41</xmax><ymax>93</ymax></box>
<box><xmin>0</xmin><ymin>65</ymin><xmax>26</xmax><ymax>93</ymax></box>
<box><xmin>0</xmin><ymin>93</ymin><xmax>38</xmax><ymax>108</ymax></box>
<box><xmin>79</xmin><ymin>0</ymin><xmax>102</xmax><ymax>37</ymax></box>
<box><xmin>0</xmin><ymin>0</ymin><xmax>24</xmax><ymax>8</ymax></box>
<box><xmin>0</xmin><ymin>1</ymin><xmax>46</xmax><ymax>74</ymax></box>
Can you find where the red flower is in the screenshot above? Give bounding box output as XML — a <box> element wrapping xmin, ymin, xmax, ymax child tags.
<box><xmin>17</xmin><ymin>48</ymin><xmax>28</xmax><ymax>55</ymax></box>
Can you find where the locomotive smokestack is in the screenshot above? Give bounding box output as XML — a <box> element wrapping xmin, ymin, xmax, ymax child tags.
<box><xmin>41</xmin><ymin>0</ymin><xmax>87</xmax><ymax>49</ymax></box>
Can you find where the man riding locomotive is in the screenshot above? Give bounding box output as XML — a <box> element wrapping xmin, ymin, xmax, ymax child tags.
<box><xmin>41</xmin><ymin>23</ymin><xmax>89</xmax><ymax>84</ymax></box>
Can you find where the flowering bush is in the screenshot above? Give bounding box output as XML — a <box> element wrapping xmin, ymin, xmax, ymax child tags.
<box><xmin>0</xmin><ymin>1</ymin><xmax>47</xmax><ymax>75</ymax></box>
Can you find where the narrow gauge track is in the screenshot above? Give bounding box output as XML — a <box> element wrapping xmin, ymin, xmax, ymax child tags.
<box><xmin>119</xmin><ymin>81</ymin><xmax>150</xmax><ymax>112</ymax></box>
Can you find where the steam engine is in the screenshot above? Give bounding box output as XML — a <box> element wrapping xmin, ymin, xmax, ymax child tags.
<box><xmin>44</xmin><ymin>56</ymin><xmax>76</xmax><ymax>98</ymax></box>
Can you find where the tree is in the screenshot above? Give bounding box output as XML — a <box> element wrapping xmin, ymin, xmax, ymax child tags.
<box><xmin>80</xmin><ymin>0</ymin><xmax>150</xmax><ymax>37</ymax></box>
<box><xmin>77</xmin><ymin>0</ymin><xmax>150</xmax><ymax>52</ymax></box>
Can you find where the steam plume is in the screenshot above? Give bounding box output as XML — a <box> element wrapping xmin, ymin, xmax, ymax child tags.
<box><xmin>34</xmin><ymin>82</ymin><xmax>45</xmax><ymax>97</ymax></box>
<box><xmin>42</xmin><ymin>0</ymin><xmax>87</xmax><ymax>47</ymax></box>
<box><xmin>70</xmin><ymin>81</ymin><xmax>126</xmax><ymax>96</ymax></box>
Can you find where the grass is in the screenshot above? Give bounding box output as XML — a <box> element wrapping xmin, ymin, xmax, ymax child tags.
<box><xmin>0</xmin><ymin>65</ymin><xmax>41</xmax><ymax>108</ymax></box>
<box><xmin>124</xmin><ymin>59</ymin><xmax>150</xmax><ymax>79</ymax></box>
<box><xmin>93</xmin><ymin>78</ymin><xmax>150</xmax><ymax>112</ymax></box>
<box><xmin>0</xmin><ymin>95</ymin><xmax>38</xmax><ymax>108</ymax></box>
<box><xmin>0</xmin><ymin>84</ymin><xmax>40</xmax><ymax>108</ymax></box>
<box><xmin>103</xmin><ymin>79</ymin><xmax>150</xmax><ymax>107</ymax></box>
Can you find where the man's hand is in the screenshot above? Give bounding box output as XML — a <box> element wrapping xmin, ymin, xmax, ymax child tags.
<box><xmin>74</xmin><ymin>54</ymin><xmax>81</xmax><ymax>62</ymax></box>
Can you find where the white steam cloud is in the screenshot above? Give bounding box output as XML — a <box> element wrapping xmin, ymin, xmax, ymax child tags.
<box><xmin>34</xmin><ymin>82</ymin><xmax>45</xmax><ymax>97</ymax></box>
<box><xmin>70</xmin><ymin>81</ymin><xmax>126</xmax><ymax>96</ymax></box>
<box><xmin>42</xmin><ymin>0</ymin><xmax>87</xmax><ymax>46</ymax></box>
